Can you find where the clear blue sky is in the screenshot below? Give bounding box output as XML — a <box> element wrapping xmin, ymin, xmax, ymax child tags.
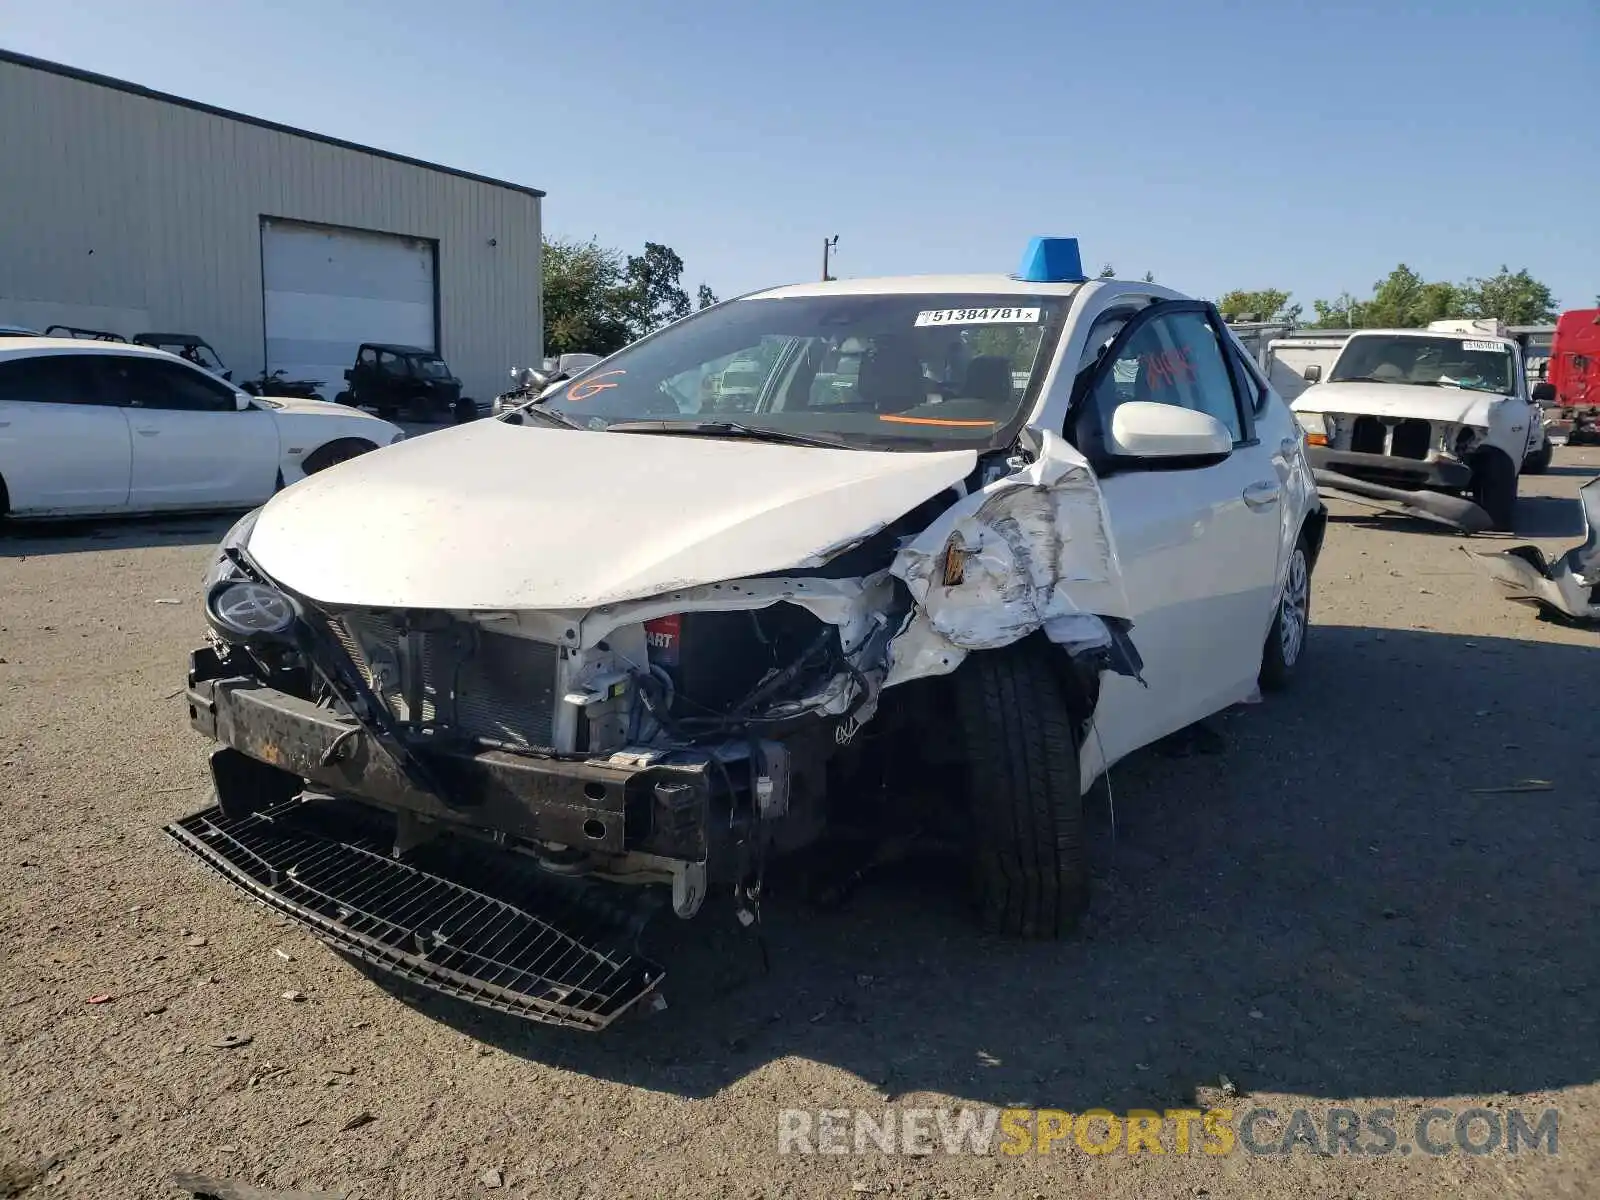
<box><xmin>4</xmin><ymin>0</ymin><xmax>1596</xmax><ymax>311</ymax></box>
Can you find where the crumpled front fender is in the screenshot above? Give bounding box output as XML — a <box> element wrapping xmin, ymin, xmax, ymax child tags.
<box><xmin>884</xmin><ymin>431</ymin><xmax>1132</xmax><ymax>687</ymax></box>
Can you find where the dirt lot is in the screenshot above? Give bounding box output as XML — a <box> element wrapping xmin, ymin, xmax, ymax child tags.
<box><xmin>2</xmin><ymin>449</ymin><xmax>1598</xmax><ymax>1199</ymax></box>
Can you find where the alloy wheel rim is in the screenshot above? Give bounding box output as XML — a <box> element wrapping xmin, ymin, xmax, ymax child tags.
<box><xmin>1280</xmin><ymin>549</ymin><xmax>1309</xmax><ymax>666</ymax></box>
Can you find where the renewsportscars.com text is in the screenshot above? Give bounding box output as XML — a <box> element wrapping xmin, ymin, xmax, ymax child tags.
<box><xmin>777</xmin><ymin>1106</ymin><xmax>1560</xmax><ymax>1157</ymax></box>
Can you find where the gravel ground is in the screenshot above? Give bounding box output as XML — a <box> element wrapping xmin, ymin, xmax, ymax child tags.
<box><xmin>2</xmin><ymin>447</ymin><xmax>1597</xmax><ymax>1199</ymax></box>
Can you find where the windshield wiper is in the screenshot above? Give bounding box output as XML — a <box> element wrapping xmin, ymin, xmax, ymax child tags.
<box><xmin>603</xmin><ymin>420</ymin><xmax>850</xmax><ymax>449</ymax></box>
<box><xmin>507</xmin><ymin>403</ymin><xmax>584</xmax><ymax>429</ymax></box>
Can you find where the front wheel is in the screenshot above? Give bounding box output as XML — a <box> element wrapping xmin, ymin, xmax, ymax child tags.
<box><xmin>954</xmin><ymin>643</ymin><xmax>1087</xmax><ymax>939</ymax></box>
<box><xmin>1471</xmin><ymin>451</ymin><xmax>1519</xmax><ymax>532</ymax></box>
<box><xmin>1259</xmin><ymin>536</ymin><xmax>1312</xmax><ymax>691</ymax></box>
<box><xmin>1523</xmin><ymin>440</ymin><xmax>1553</xmax><ymax>475</ymax></box>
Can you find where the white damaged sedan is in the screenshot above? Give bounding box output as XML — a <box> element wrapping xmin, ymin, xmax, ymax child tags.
<box><xmin>172</xmin><ymin>239</ymin><xmax>1324</xmax><ymax>1030</ymax></box>
<box><xmin>0</xmin><ymin>338</ymin><xmax>402</xmax><ymax>519</ymax></box>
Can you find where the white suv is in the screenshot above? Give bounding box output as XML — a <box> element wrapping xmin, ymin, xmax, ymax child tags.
<box><xmin>0</xmin><ymin>339</ymin><xmax>403</xmax><ymax>519</ymax></box>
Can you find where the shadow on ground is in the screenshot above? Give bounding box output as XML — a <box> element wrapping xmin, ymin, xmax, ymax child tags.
<box><xmin>0</xmin><ymin>512</ymin><xmax>236</xmax><ymax>557</ymax></box>
<box><xmin>361</xmin><ymin>625</ymin><xmax>1600</xmax><ymax>1110</ymax></box>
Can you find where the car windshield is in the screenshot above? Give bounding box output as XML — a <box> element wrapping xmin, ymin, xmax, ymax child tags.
<box><xmin>522</xmin><ymin>292</ymin><xmax>1068</xmax><ymax>450</ymax></box>
<box><xmin>414</xmin><ymin>356</ymin><xmax>451</xmax><ymax>380</ymax></box>
<box><xmin>1330</xmin><ymin>334</ymin><xmax>1516</xmax><ymax>394</ymax></box>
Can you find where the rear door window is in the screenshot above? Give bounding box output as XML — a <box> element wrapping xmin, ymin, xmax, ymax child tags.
<box><xmin>0</xmin><ymin>354</ymin><xmax>104</xmax><ymax>404</ymax></box>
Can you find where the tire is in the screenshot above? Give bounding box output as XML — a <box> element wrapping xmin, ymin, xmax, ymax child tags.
<box><xmin>1471</xmin><ymin>450</ymin><xmax>1518</xmax><ymax>532</ymax></box>
<box><xmin>302</xmin><ymin>438</ymin><xmax>377</xmax><ymax>475</ymax></box>
<box><xmin>1259</xmin><ymin>535</ymin><xmax>1312</xmax><ymax>692</ymax></box>
<box><xmin>1523</xmin><ymin>439</ymin><xmax>1553</xmax><ymax>475</ymax></box>
<box><xmin>953</xmin><ymin>642</ymin><xmax>1087</xmax><ymax>939</ymax></box>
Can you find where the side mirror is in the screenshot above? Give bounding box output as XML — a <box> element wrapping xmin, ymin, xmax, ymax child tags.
<box><xmin>515</xmin><ymin>366</ymin><xmax>552</xmax><ymax>391</ymax></box>
<box><xmin>1107</xmin><ymin>401</ymin><xmax>1233</xmax><ymax>462</ymax></box>
<box><xmin>1302</xmin><ymin>364</ymin><xmax>1322</xmax><ymax>383</ymax></box>
<box><xmin>1532</xmin><ymin>381</ymin><xmax>1556</xmax><ymax>404</ymax></box>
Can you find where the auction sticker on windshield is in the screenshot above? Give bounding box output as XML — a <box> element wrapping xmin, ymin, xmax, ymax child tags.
<box><xmin>1462</xmin><ymin>341</ymin><xmax>1504</xmax><ymax>352</ymax></box>
<box><xmin>915</xmin><ymin>307</ymin><xmax>1041</xmax><ymax>327</ymax></box>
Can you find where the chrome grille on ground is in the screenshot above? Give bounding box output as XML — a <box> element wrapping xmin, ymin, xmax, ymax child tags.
<box><xmin>322</xmin><ymin>611</ymin><xmax>560</xmax><ymax>748</ymax></box>
<box><xmin>166</xmin><ymin>801</ymin><xmax>662</xmax><ymax>1031</ymax></box>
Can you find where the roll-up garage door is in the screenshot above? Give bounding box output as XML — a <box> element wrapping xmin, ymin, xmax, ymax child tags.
<box><xmin>261</xmin><ymin>218</ymin><xmax>436</xmax><ymax>400</ymax></box>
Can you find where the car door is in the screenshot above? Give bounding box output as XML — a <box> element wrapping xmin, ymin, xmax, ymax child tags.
<box><xmin>1067</xmin><ymin>302</ymin><xmax>1284</xmax><ymax>764</ymax></box>
<box><xmin>94</xmin><ymin>354</ymin><xmax>280</xmax><ymax>511</ymax></box>
<box><xmin>0</xmin><ymin>352</ymin><xmax>133</xmax><ymax>515</ymax></box>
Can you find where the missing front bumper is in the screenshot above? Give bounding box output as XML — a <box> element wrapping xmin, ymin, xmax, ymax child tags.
<box><xmin>186</xmin><ymin>665</ymin><xmax>712</xmax><ymax>862</ymax></box>
<box><xmin>1312</xmin><ymin>467</ymin><xmax>1492</xmax><ymax>533</ymax></box>
<box><xmin>165</xmin><ymin>799</ymin><xmax>664</xmax><ymax>1030</ymax></box>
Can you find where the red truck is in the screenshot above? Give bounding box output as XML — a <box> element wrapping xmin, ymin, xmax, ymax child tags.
<box><xmin>1535</xmin><ymin>308</ymin><xmax>1600</xmax><ymax>443</ymax></box>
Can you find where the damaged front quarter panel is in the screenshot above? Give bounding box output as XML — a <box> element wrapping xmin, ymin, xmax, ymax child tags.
<box><xmin>885</xmin><ymin>431</ymin><xmax>1135</xmax><ymax>687</ymax></box>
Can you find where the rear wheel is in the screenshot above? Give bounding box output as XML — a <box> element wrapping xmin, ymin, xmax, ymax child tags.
<box><xmin>1259</xmin><ymin>536</ymin><xmax>1312</xmax><ymax>691</ymax></box>
<box><xmin>1471</xmin><ymin>450</ymin><xmax>1519</xmax><ymax>531</ymax></box>
<box><xmin>954</xmin><ymin>642</ymin><xmax>1087</xmax><ymax>939</ymax></box>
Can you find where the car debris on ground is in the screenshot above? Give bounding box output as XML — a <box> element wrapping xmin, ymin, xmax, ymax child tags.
<box><xmin>1477</xmin><ymin>475</ymin><xmax>1600</xmax><ymax>621</ymax></box>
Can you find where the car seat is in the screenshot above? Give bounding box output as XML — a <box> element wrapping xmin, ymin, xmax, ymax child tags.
<box><xmin>857</xmin><ymin>337</ymin><xmax>929</xmax><ymax>414</ymax></box>
<box><xmin>962</xmin><ymin>355</ymin><xmax>1013</xmax><ymax>406</ymax></box>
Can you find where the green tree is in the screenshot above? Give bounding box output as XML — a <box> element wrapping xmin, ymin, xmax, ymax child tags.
<box><xmin>541</xmin><ymin>237</ymin><xmax>633</xmax><ymax>356</ymax></box>
<box><xmin>542</xmin><ymin>237</ymin><xmax>718</xmax><ymax>355</ymax></box>
<box><xmin>1361</xmin><ymin>265</ymin><xmax>1461</xmax><ymax>328</ymax></box>
<box><xmin>1218</xmin><ymin>288</ymin><xmax>1294</xmax><ymax>322</ymax></box>
<box><xmin>1310</xmin><ymin>292</ymin><xmax>1367</xmax><ymax>329</ymax></box>
<box><xmin>619</xmin><ymin>242</ymin><xmax>692</xmax><ymax>335</ymax></box>
<box><xmin>1097</xmin><ymin>263</ymin><xmax>1116</xmax><ymax>279</ymax></box>
<box><xmin>1457</xmin><ymin>266</ymin><xmax>1558</xmax><ymax>325</ymax></box>
<box><xmin>1141</xmin><ymin>271</ymin><xmax>1156</xmax><ymax>284</ymax></box>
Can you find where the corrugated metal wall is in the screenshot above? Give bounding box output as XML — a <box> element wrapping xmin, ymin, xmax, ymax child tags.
<box><xmin>0</xmin><ymin>57</ymin><xmax>542</xmax><ymax>404</ymax></box>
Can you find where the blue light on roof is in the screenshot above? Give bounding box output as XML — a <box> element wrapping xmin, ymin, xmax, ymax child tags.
<box><xmin>1014</xmin><ymin>237</ymin><xmax>1086</xmax><ymax>284</ymax></box>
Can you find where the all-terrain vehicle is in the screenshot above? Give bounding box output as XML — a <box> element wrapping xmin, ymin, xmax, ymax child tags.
<box><xmin>335</xmin><ymin>343</ymin><xmax>474</xmax><ymax>423</ymax></box>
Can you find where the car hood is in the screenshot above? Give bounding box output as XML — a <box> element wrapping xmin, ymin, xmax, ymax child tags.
<box><xmin>1292</xmin><ymin>381</ymin><xmax>1505</xmax><ymax>427</ymax></box>
<box><xmin>246</xmin><ymin>420</ymin><xmax>978</xmax><ymax>610</ymax></box>
<box><xmin>257</xmin><ymin>395</ymin><xmax>365</xmax><ymax>417</ymax></box>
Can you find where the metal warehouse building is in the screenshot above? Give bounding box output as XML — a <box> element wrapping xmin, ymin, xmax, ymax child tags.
<box><xmin>0</xmin><ymin>49</ymin><xmax>543</xmax><ymax>405</ymax></box>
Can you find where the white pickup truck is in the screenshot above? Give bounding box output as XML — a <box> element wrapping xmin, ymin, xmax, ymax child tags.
<box><xmin>1286</xmin><ymin>319</ymin><xmax>1551</xmax><ymax>532</ymax></box>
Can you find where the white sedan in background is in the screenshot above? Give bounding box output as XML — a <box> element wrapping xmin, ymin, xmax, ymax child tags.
<box><xmin>0</xmin><ymin>339</ymin><xmax>402</xmax><ymax>519</ymax></box>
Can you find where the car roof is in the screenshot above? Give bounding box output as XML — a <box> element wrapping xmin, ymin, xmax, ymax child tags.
<box><xmin>363</xmin><ymin>343</ymin><xmax>436</xmax><ymax>355</ymax></box>
<box><xmin>1346</xmin><ymin>328</ymin><xmax>1516</xmax><ymax>347</ymax></box>
<box><xmin>747</xmin><ymin>273</ymin><xmax>1089</xmax><ymax>300</ymax></box>
<box><xmin>0</xmin><ymin>337</ymin><xmax>195</xmax><ymax>361</ymax></box>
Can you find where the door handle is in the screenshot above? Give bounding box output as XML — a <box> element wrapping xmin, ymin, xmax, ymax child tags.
<box><xmin>136</xmin><ymin>428</ymin><xmax>160</xmax><ymax>436</ymax></box>
<box><xmin>1243</xmin><ymin>480</ymin><xmax>1281</xmax><ymax>510</ymax></box>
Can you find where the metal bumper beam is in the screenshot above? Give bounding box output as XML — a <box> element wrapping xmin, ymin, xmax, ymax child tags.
<box><xmin>186</xmin><ymin>671</ymin><xmax>710</xmax><ymax>859</ymax></box>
